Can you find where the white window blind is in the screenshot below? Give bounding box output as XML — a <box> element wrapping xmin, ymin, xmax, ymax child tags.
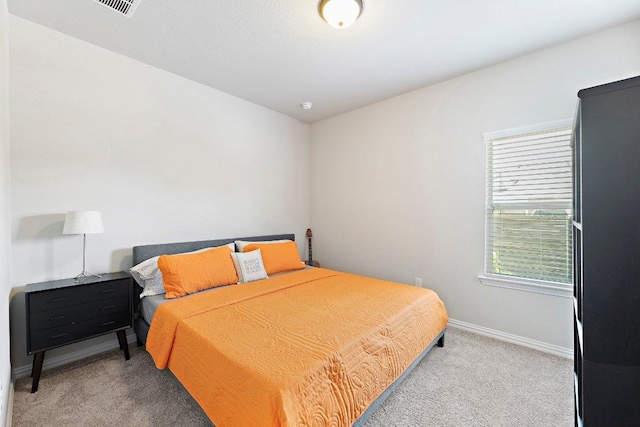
<box><xmin>485</xmin><ymin>123</ymin><xmax>573</xmax><ymax>285</ymax></box>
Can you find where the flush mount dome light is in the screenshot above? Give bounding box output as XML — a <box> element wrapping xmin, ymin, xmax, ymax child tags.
<box><xmin>318</xmin><ymin>0</ymin><xmax>363</xmax><ymax>29</ymax></box>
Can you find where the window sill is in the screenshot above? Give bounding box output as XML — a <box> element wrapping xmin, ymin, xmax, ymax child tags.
<box><xmin>478</xmin><ymin>274</ymin><xmax>573</xmax><ymax>298</ymax></box>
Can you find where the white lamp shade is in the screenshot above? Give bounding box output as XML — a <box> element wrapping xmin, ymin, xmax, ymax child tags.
<box><xmin>63</xmin><ymin>211</ymin><xmax>104</xmax><ymax>235</ymax></box>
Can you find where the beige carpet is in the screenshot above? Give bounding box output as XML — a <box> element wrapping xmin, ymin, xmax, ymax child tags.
<box><xmin>12</xmin><ymin>327</ymin><xmax>573</xmax><ymax>426</ymax></box>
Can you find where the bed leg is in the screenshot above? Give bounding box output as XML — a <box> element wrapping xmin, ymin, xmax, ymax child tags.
<box><xmin>437</xmin><ymin>334</ymin><xmax>445</xmax><ymax>347</ymax></box>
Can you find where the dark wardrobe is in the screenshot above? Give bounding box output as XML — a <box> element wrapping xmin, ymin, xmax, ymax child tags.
<box><xmin>572</xmin><ymin>75</ymin><xmax>640</xmax><ymax>426</ymax></box>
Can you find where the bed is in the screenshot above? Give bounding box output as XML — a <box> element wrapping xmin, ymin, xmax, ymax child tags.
<box><xmin>132</xmin><ymin>233</ymin><xmax>448</xmax><ymax>426</ymax></box>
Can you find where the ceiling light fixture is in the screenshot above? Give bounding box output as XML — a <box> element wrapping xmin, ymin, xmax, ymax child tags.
<box><xmin>318</xmin><ymin>0</ymin><xmax>363</xmax><ymax>29</ymax></box>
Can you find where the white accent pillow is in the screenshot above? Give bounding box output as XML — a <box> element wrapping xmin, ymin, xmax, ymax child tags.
<box><xmin>131</xmin><ymin>243</ymin><xmax>235</xmax><ymax>298</ymax></box>
<box><xmin>234</xmin><ymin>239</ymin><xmax>292</xmax><ymax>252</ymax></box>
<box><xmin>231</xmin><ymin>250</ymin><xmax>268</xmax><ymax>283</ymax></box>
<box><xmin>131</xmin><ymin>256</ymin><xmax>164</xmax><ymax>298</ymax></box>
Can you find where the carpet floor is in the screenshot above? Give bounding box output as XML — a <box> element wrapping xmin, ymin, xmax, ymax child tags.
<box><xmin>12</xmin><ymin>327</ymin><xmax>573</xmax><ymax>426</ymax></box>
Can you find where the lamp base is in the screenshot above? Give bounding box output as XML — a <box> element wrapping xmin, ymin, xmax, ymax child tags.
<box><xmin>74</xmin><ymin>271</ymin><xmax>102</xmax><ymax>281</ymax></box>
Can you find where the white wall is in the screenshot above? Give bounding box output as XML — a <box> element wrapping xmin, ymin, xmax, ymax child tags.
<box><xmin>0</xmin><ymin>0</ymin><xmax>11</xmax><ymax>424</ymax></box>
<box><xmin>8</xmin><ymin>16</ymin><xmax>310</xmax><ymax>370</ymax></box>
<box><xmin>310</xmin><ymin>19</ymin><xmax>640</xmax><ymax>350</ymax></box>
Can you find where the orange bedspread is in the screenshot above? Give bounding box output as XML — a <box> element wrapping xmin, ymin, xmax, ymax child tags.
<box><xmin>146</xmin><ymin>268</ymin><xmax>448</xmax><ymax>427</ymax></box>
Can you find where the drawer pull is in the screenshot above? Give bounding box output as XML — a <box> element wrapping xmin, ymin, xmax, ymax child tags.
<box><xmin>52</xmin><ymin>333</ymin><xmax>68</xmax><ymax>339</ymax></box>
<box><xmin>102</xmin><ymin>321</ymin><xmax>115</xmax><ymax>326</ymax></box>
<box><xmin>100</xmin><ymin>289</ymin><xmax>115</xmax><ymax>294</ymax></box>
<box><xmin>49</xmin><ymin>315</ymin><xmax>66</xmax><ymax>321</ymax></box>
<box><xmin>100</xmin><ymin>305</ymin><xmax>115</xmax><ymax>310</ymax></box>
<box><xmin>50</xmin><ymin>297</ymin><xmax>67</xmax><ymax>303</ymax></box>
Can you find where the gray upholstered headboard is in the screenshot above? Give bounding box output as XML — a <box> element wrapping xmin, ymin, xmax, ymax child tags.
<box><xmin>132</xmin><ymin>233</ymin><xmax>295</xmax><ymax>266</ymax></box>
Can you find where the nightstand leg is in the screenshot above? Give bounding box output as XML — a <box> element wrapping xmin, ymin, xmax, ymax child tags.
<box><xmin>31</xmin><ymin>351</ymin><xmax>45</xmax><ymax>393</ymax></box>
<box><xmin>116</xmin><ymin>330</ymin><xmax>130</xmax><ymax>360</ymax></box>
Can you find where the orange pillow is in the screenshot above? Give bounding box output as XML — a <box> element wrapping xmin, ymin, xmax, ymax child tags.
<box><xmin>243</xmin><ymin>241</ymin><xmax>305</xmax><ymax>275</ymax></box>
<box><xmin>158</xmin><ymin>246</ymin><xmax>238</xmax><ymax>299</ymax></box>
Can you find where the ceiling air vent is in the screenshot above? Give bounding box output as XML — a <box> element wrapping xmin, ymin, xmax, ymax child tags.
<box><xmin>92</xmin><ymin>0</ymin><xmax>141</xmax><ymax>18</ymax></box>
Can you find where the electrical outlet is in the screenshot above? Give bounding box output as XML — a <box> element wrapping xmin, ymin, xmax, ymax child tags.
<box><xmin>414</xmin><ymin>277</ymin><xmax>423</xmax><ymax>287</ymax></box>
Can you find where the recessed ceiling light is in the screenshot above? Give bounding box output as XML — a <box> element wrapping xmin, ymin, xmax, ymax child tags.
<box><xmin>301</xmin><ymin>102</ymin><xmax>313</xmax><ymax>110</ymax></box>
<box><xmin>318</xmin><ymin>0</ymin><xmax>364</xmax><ymax>29</ymax></box>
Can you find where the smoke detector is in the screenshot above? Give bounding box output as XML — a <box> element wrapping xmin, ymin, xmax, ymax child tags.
<box><xmin>91</xmin><ymin>0</ymin><xmax>142</xmax><ymax>18</ymax></box>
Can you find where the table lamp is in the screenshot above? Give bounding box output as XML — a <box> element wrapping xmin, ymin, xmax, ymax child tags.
<box><xmin>63</xmin><ymin>211</ymin><xmax>104</xmax><ymax>280</ymax></box>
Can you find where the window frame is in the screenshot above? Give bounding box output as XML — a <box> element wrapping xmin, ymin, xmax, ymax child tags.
<box><xmin>479</xmin><ymin>118</ymin><xmax>574</xmax><ymax>298</ymax></box>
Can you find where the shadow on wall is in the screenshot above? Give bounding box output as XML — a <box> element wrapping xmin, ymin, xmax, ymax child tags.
<box><xmin>14</xmin><ymin>213</ymin><xmax>134</xmax><ymax>272</ymax></box>
<box><xmin>113</xmin><ymin>249</ymin><xmax>133</xmax><ymax>272</ymax></box>
<box><xmin>14</xmin><ymin>214</ymin><xmax>66</xmax><ymax>276</ymax></box>
<box><xmin>15</xmin><ymin>214</ymin><xmax>66</xmax><ymax>240</ymax></box>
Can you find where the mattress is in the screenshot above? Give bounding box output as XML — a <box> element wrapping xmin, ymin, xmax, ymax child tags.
<box><xmin>140</xmin><ymin>293</ymin><xmax>166</xmax><ymax>325</ymax></box>
<box><xmin>146</xmin><ymin>267</ymin><xmax>448</xmax><ymax>427</ymax></box>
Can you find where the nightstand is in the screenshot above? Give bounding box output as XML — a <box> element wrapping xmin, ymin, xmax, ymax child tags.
<box><xmin>25</xmin><ymin>271</ymin><xmax>133</xmax><ymax>393</ymax></box>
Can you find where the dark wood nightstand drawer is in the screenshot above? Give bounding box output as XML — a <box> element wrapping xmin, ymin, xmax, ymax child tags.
<box><xmin>25</xmin><ymin>272</ymin><xmax>133</xmax><ymax>393</ymax></box>
<box><xmin>29</xmin><ymin>294</ymin><xmax>130</xmax><ymax>331</ymax></box>
<box><xmin>29</xmin><ymin>280</ymin><xmax>129</xmax><ymax>313</ymax></box>
<box><xmin>30</xmin><ymin>310</ymin><xmax>131</xmax><ymax>352</ymax></box>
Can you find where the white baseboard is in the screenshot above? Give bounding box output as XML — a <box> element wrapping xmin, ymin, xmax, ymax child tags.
<box><xmin>4</xmin><ymin>381</ymin><xmax>13</xmax><ymax>427</ymax></box>
<box><xmin>448</xmin><ymin>318</ymin><xmax>573</xmax><ymax>359</ymax></box>
<box><xmin>12</xmin><ymin>331</ymin><xmax>138</xmax><ymax>380</ymax></box>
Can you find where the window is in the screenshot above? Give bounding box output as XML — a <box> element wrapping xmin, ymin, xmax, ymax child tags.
<box><xmin>479</xmin><ymin>120</ymin><xmax>573</xmax><ymax>297</ymax></box>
